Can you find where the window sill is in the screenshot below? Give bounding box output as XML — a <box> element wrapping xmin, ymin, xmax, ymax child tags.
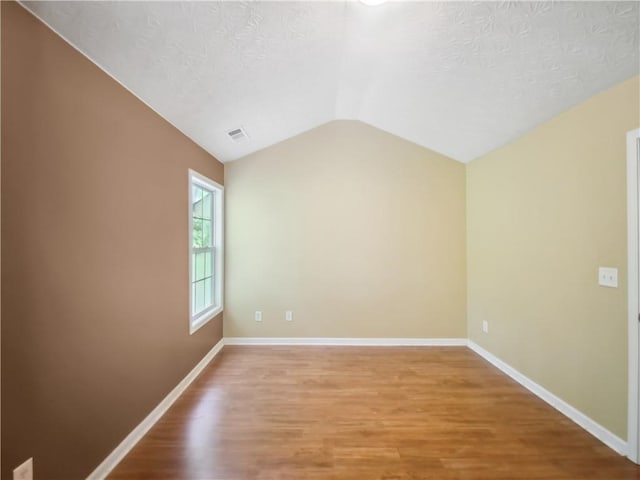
<box><xmin>190</xmin><ymin>306</ymin><xmax>223</xmax><ymax>335</ymax></box>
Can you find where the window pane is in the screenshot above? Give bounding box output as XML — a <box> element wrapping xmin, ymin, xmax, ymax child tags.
<box><xmin>202</xmin><ymin>220</ymin><xmax>212</xmax><ymax>247</ymax></box>
<box><xmin>192</xmin><ymin>253</ymin><xmax>196</xmax><ymax>281</ymax></box>
<box><xmin>202</xmin><ymin>190</ymin><xmax>212</xmax><ymax>220</ymax></box>
<box><xmin>192</xmin><ymin>281</ymin><xmax>196</xmax><ymax>315</ymax></box>
<box><xmin>192</xmin><ymin>185</ymin><xmax>202</xmax><ymax>202</ymax></box>
<box><xmin>193</xmin><ymin>218</ymin><xmax>203</xmax><ymax>247</ymax></box>
<box><xmin>204</xmin><ymin>277</ymin><xmax>212</xmax><ymax>308</ymax></box>
<box><xmin>194</xmin><ymin>280</ymin><xmax>205</xmax><ymax>313</ymax></box>
<box><xmin>205</xmin><ymin>251</ymin><xmax>212</xmax><ymax>277</ymax></box>
<box><xmin>193</xmin><ymin>186</ymin><xmax>203</xmax><ymax>217</ymax></box>
<box><xmin>195</xmin><ymin>252</ymin><xmax>206</xmax><ymax>281</ymax></box>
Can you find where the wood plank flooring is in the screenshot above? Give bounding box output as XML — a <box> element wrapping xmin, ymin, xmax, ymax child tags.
<box><xmin>109</xmin><ymin>346</ymin><xmax>640</xmax><ymax>479</ymax></box>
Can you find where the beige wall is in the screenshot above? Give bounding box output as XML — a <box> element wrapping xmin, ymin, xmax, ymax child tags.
<box><xmin>467</xmin><ymin>76</ymin><xmax>640</xmax><ymax>439</ymax></box>
<box><xmin>225</xmin><ymin>120</ymin><xmax>467</xmax><ymax>339</ymax></box>
<box><xmin>1</xmin><ymin>3</ymin><xmax>223</xmax><ymax>479</ymax></box>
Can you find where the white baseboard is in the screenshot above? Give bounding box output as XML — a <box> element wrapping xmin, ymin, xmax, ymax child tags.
<box><xmin>223</xmin><ymin>337</ymin><xmax>467</xmax><ymax>346</ymax></box>
<box><xmin>468</xmin><ymin>340</ymin><xmax>627</xmax><ymax>456</ymax></box>
<box><xmin>86</xmin><ymin>338</ymin><xmax>225</xmax><ymax>480</ymax></box>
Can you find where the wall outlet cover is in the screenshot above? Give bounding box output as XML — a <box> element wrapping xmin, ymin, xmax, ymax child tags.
<box><xmin>598</xmin><ymin>267</ymin><xmax>618</xmax><ymax>288</ymax></box>
<box><xmin>482</xmin><ymin>320</ymin><xmax>489</xmax><ymax>333</ymax></box>
<box><xmin>255</xmin><ymin>311</ymin><xmax>263</xmax><ymax>322</ymax></box>
<box><xmin>13</xmin><ymin>458</ymin><xmax>33</xmax><ymax>480</ymax></box>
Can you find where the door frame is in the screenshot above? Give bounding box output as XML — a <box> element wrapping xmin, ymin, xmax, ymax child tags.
<box><xmin>627</xmin><ymin>127</ymin><xmax>640</xmax><ymax>463</ymax></box>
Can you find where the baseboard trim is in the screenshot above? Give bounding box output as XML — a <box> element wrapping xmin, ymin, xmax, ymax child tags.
<box><xmin>86</xmin><ymin>338</ymin><xmax>225</xmax><ymax>480</ymax></box>
<box><xmin>223</xmin><ymin>337</ymin><xmax>468</xmax><ymax>346</ymax></box>
<box><xmin>467</xmin><ymin>340</ymin><xmax>627</xmax><ymax>456</ymax></box>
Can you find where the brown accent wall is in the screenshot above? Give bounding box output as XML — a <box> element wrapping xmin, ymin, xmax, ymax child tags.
<box><xmin>1</xmin><ymin>3</ymin><xmax>224</xmax><ymax>479</ymax></box>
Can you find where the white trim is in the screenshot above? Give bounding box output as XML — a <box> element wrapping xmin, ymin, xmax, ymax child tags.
<box><xmin>86</xmin><ymin>339</ymin><xmax>225</xmax><ymax>480</ymax></box>
<box><xmin>468</xmin><ymin>340</ymin><xmax>627</xmax><ymax>456</ymax></box>
<box><xmin>628</xmin><ymin>127</ymin><xmax>640</xmax><ymax>463</ymax></box>
<box><xmin>188</xmin><ymin>169</ymin><xmax>224</xmax><ymax>335</ymax></box>
<box><xmin>223</xmin><ymin>337</ymin><xmax>468</xmax><ymax>346</ymax></box>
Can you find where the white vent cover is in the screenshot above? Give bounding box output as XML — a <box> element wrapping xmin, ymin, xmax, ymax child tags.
<box><xmin>227</xmin><ymin>127</ymin><xmax>248</xmax><ymax>143</ymax></box>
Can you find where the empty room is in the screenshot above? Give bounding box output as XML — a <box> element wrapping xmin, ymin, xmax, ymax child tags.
<box><xmin>2</xmin><ymin>0</ymin><xmax>640</xmax><ymax>479</ymax></box>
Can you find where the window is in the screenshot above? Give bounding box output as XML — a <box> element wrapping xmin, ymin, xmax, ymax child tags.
<box><xmin>189</xmin><ymin>170</ymin><xmax>223</xmax><ymax>334</ymax></box>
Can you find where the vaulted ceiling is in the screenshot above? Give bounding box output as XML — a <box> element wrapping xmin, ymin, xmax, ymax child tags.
<box><xmin>23</xmin><ymin>1</ymin><xmax>640</xmax><ymax>163</ymax></box>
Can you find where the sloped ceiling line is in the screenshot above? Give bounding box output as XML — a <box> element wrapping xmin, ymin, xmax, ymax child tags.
<box><xmin>22</xmin><ymin>1</ymin><xmax>640</xmax><ymax>163</ymax></box>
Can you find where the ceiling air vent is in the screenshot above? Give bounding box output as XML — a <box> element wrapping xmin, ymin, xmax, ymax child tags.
<box><xmin>227</xmin><ymin>126</ymin><xmax>249</xmax><ymax>143</ymax></box>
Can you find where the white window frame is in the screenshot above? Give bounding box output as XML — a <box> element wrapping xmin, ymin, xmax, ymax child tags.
<box><xmin>188</xmin><ymin>169</ymin><xmax>224</xmax><ymax>334</ymax></box>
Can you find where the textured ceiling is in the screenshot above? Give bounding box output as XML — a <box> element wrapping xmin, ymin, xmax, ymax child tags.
<box><xmin>22</xmin><ymin>1</ymin><xmax>640</xmax><ymax>163</ymax></box>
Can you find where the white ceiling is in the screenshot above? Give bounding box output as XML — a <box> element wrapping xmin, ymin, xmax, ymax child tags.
<box><xmin>22</xmin><ymin>1</ymin><xmax>640</xmax><ymax>163</ymax></box>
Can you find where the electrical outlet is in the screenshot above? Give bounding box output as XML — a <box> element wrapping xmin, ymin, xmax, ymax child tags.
<box><xmin>285</xmin><ymin>310</ymin><xmax>293</xmax><ymax>321</ymax></box>
<box><xmin>255</xmin><ymin>311</ymin><xmax>262</xmax><ymax>322</ymax></box>
<box><xmin>598</xmin><ymin>267</ymin><xmax>618</xmax><ymax>288</ymax></box>
<box><xmin>482</xmin><ymin>320</ymin><xmax>489</xmax><ymax>334</ymax></box>
<box><xmin>13</xmin><ymin>458</ymin><xmax>33</xmax><ymax>480</ymax></box>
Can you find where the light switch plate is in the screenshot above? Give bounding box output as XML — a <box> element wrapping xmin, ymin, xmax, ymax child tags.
<box><xmin>598</xmin><ymin>267</ymin><xmax>618</xmax><ymax>288</ymax></box>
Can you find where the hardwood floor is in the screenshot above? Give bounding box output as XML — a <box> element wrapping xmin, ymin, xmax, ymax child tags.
<box><xmin>109</xmin><ymin>346</ymin><xmax>640</xmax><ymax>479</ymax></box>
